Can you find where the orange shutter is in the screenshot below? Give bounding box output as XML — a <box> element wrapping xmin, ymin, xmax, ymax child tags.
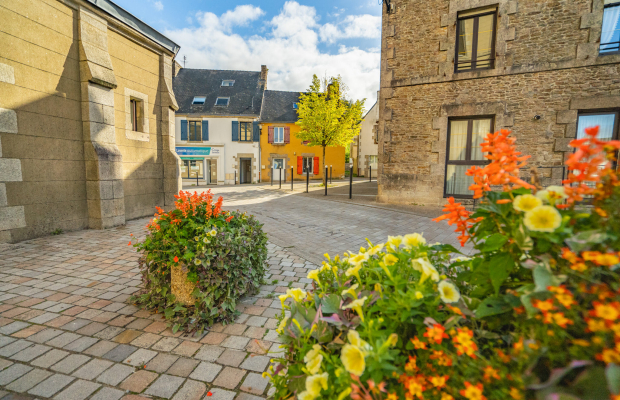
<box><xmin>313</xmin><ymin>157</ymin><xmax>319</xmax><ymax>175</ymax></box>
<box><xmin>297</xmin><ymin>156</ymin><xmax>303</xmax><ymax>175</ymax></box>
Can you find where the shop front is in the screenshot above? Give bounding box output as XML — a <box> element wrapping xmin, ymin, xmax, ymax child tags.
<box><xmin>176</xmin><ymin>146</ymin><xmax>222</xmax><ymax>185</ymax></box>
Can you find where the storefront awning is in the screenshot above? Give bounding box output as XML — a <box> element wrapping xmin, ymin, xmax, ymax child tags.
<box><xmin>180</xmin><ymin>157</ymin><xmax>204</xmax><ymax>160</ymax></box>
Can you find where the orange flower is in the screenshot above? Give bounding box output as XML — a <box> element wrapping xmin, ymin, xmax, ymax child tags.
<box><xmin>483</xmin><ymin>366</ymin><xmax>500</xmax><ymax>381</ymax></box>
<box><xmin>433</xmin><ymin>197</ymin><xmax>482</xmax><ymax>246</ymax></box>
<box><xmin>173</xmin><ymin>256</ymin><xmax>179</xmax><ymax>263</ymax></box>
<box><xmin>128</xmin><ymin>241</ymin><xmax>132</xmax><ymax>246</ymax></box>
<box><xmin>410</xmin><ymin>336</ymin><xmax>427</xmax><ymax>350</ymax></box>
<box><xmin>513</xmin><ymin>338</ymin><xmax>524</xmax><ymax>355</ymax></box>
<box><xmin>424</xmin><ymin>324</ymin><xmax>449</xmax><ymax>344</ymax></box>
<box><xmin>465</xmin><ymin>130</ymin><xmax>533</xmax><ymax>199</ymax></box>
<box><xmin>460</xmin><ymin>382</ymin><xmax>486</xmax><ymax>400</ymax></box>
<box><xmin>452</xmin><ymin>327</ymin><xmax>478</xmax><ymax>359</ymax></box>
<box><xmin>509</xmin><ymin>387</ymin><xmax>522</xmax><ymax>400</ymax></box>
<box><xmin>226</xmin><ymin>215</ymin><xmax>234</xmax><ymax>223</ymax></box>
<box><xmin>592</xmin><ymin>302</ymin><xmax>620</xmax><ymax>321</ymax></box>
<box><xmin>496</xmin><ymin>199</ymin><xmax>512</xmax><ymax>204</ymax></box>
<box><xmin>532</xmin><ymin>299</ymin><xmax>555</xmax><ymax>312</ymax></box>
<box><xmin>596</xmin><ymin>348</ymin><xmax>620</xmax><ymax>364</ymax></box>
<box><xmin>429</xmin><ymin>375</ymin><xmax>449</xmax><ymax>389</ymax></box>
<box><xmin>550</xmin><ymin>312</ymin><xmax>573</xmax><ymax>329</ymax></box>
<box><xmin>495</xmin><ymin>349</ymin><xmax>511</xmax><ymax>363</ymax></box>
<box><xmin>548</xmin><ymin>286</ymin><xmax>575</xmax><ymax>309</ymax></box>
<box><xmin>429</xmin><ymin>350</ymin><xmax>453</xmax><ymax>366</ymax></box>
<box><xmin>402</xmin><ymin>375</ymin><xmax>425</xmax><ymax>399</ymax></box>
<box><xmin>405</xmin><ymin>356</ymin><xmax>418</xmax><ymax>373</ymax></box>
<box><xmin>447</xmin><ymin>305</ymin><xmax>463</xmax><ymax>316</ymax></box>
<box><xmin>583</xmin><ymin>251</ymin><xmax>620</xmax><ymax>267</ymax></box>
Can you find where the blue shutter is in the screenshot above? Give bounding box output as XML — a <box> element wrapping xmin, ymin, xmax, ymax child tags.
<box><xmin>232</xmin><ymin>121</ymin><xmax>239</xmax><ymax>141</ymax></box>
<box><xmin>181</xmin><ymin>120</ymin><xmax>188</xmax><ymax>141</ymax></box>
<box><xmin>202</xmin><ymin>120</ymin><xmax>209</xmax><ymax>141</ymax></box>
<box><xmin>252</xmin><ymin>121</ymin><xmax>259</xmax><ymax>142</ymax></box>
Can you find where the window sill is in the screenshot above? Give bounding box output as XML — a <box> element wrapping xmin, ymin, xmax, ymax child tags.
<box><xmin>126</xmin><ymin>130</ymin><xmax>149</xmax><ymax>142</ymax></box>
<box><xmin>271</xmin><ymin>142</ymin><xmax>286</xmax><ymax>146</ymax></box>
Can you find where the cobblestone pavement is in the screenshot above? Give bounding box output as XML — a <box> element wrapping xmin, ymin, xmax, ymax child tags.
<box><xmin>0</xmin><ymin>218</ymin><xmax>315</xmax><ymax>400</ymax></box>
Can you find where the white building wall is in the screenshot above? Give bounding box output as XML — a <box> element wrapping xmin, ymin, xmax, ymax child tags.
<box><xmin>358</xmin><ymin>96</ymin><xmax>380</xmax><ymax>178</ymax></box>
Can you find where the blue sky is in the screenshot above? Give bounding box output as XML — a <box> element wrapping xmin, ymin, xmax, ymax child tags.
<box><xmin>112</xmin><ymin>0</ymin><xmax>382</xmax><ymax>104</ymax></box>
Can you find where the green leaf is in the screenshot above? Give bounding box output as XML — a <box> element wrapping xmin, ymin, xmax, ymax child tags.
<box><xmin>475</xmin><ymin>296</ymin><xmax>511</xmax><ymax>318</ymax></box>
<box><xmin>566</xmin><ymin>230</ymin><xmax>609</xmax><ymax>253</ymax></box>
<box><xmin>172</xmin><ymin>324</ymin><xmax>180</xmax><ymax>333</ymax></box>
<box><xmin>488</xmin><ymin>253</ymin><xmax>515</xmax><ymax>294</ymax></box>
<box><xmin>481</xmin><ymin>234</ymin><xmax>508</xmax><ymax>252</ymax></box>
<box><xmin>607</xmin><ymin>363</ymin><xmax>620</xmax><ymax>394</ymax></box>
<box><xmin>321</xmin><ymin>294</ymin><xmax>341</xmax><ymax>315</ymax></box>
<box><xmin>533</xmin><ymin>264</ymin><xmax>565</xmax><ymax>292</ymax></box>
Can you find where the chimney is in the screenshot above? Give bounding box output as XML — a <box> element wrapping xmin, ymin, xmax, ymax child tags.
<box><xmin>260</xmin><ymin>65</ymin><xmax>268</xmax><ymax>89</ymax></box>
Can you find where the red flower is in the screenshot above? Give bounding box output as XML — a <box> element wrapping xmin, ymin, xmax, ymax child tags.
<box><xmin>128</xmin><ymin>241</ymin><xmax>132</xmax><ymax>246</ymax></box>
<box><xmin>173</xmin><ymin>256</ymin><xmax>179</xmax><ymax>263</ymax></box>
<box><xmin>207</xmin><ymin>391</ymin><xmax>213</xmax><ymax>397</ymax></box>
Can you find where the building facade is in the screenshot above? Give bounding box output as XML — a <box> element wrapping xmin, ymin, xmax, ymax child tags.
<box><xmin>378</xmin><ymin>0</ymin><xmax>620</xmax><ymax>206</ymax></box>
<box><xmin>259</xmin><ymin>90</ymin><xmax>346</xmax><ymax>183</ymax></box>
<box><xmin>173</xmin><ymin>68</ymin><xmax>266</xmax><ymax>185</ymax></box>
<box><xmin>0</xmin><ymin>0</ymin><xmax>181</xmax><ymax>243</ymax></box>
<box><xmin>352</xmin><ymin>92</ymin><xmax>380</xmax><ymax>178</ymax></box>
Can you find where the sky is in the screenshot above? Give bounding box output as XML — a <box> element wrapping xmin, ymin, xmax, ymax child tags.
<box><xmin>112</xmin><ymin>0</ymin><xmax>382</xmax><ymax>107</ymax></box>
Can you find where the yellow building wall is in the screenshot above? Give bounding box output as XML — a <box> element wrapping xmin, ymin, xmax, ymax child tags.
<box><xmin>260</xmin><ymin>122</ymin><xmax>346</xmax><ymax>182</ymax></box>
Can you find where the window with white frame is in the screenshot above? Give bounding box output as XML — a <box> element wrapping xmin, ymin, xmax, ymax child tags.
<box><xmin>192</xmin><ymin>96</ymin><xmax>206</xmax><ymax>105</ymax></box>
<box><xmin>369</xmin><ymin>155</ymin><xmax>378</xmax><ymax>166</ymax></box>
<box><xmin>601</xmin><ymin>1</ymin><xmax>620</xmax><ymax>54</ymax></box>
<box><xmin>215</xmin><ymin>97</ymin><xmax>229</xmax><ymax>106</ymax></box>
<box><xmin>274</xmin><ymin>127</ymin><xmax>284</xmax><ymax>143</ymax></box>
<box><xmin>221</xmin><ymin>80</ymin><xmax>235</xmax><ymax>86</ymax></box>
<box><xmin>303</xmin><ymin>157</ymin><xmax>313</xmax><ymax>174</ymax></box>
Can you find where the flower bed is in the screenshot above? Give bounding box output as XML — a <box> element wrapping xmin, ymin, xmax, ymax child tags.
<box><xmin>131</xmin><ymin>190</ymin><xmax>268</xmax><ymax>334</ymax></box>
<box><xmin>269</xmin><ymin>127</ymin><xmax>620</xmax><ymax>400</ymax></box>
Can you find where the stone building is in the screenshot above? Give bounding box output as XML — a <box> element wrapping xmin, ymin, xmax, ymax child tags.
<box><xmin>0</xmin><ymin>0</ymin><xmax>182</xmax><ymax>242</ymax></box>
<box><xmin>377</xmin><ymin>0</ymin><xmax>620</xmax><ymax>205</ymax></box>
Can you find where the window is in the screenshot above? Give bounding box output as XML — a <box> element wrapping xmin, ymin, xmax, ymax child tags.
<box><xmin>293</xmin><ymin>103</ymin><xmax>299</xmax><ymax>109</ymax></box>
<box><xmin>302</xmin><ymin>157</ymin><xmax>313</xmax><ymax>174</ymax></box>
<box><xmin>369</xmin><ymin>155</ymin><xmax>378</xmax><ymax>166</ymax></box>
<box><xmin>215</xmin><ymin>97</ymin><xmax>229</xmax><ymax>106</ymax></box>
<box><xmin>274</xmin><ymin>127</ymin><xmax>284</xmax><ymax>143</ymax></box>
<box><xmin>192</xmin><ymin>96</ymin><xmax>206</xmax><ymax>105</ymax></box>
<box><xmin>601</xmin><ymin>1</ymin><xmax>620</xmax><ymax>54</ymax></box>
<box><xmin>239</xmin><ymin>122</ymin><xmax>252</xmax><ymax>141</ymax></box>
<box><xmin>188</xmin><ymin>121</ymin><xmax>202</xmax><ymax>142</ymax></box>
<box><xmin>130</xmin><ymin>99</ymin><xmax>138</xmax><ymax>131</ymax></box>
<box><xmin>183</xmin><ymin>160</ymin><xmax>203</xmax><ymax>179</ymax></box>
<box><xmin>444</xmin><ymin>117</ymin><xmax>494</xmax><ymax>197</ymax></box>
<box><xmin>455</xmin><ymin>8</ymin><xmax>496</xmax><ymax>72</ymax></box>
<box><xmin>221</xmin><ymin>80</ymin><xmax>235</xmax><ymax>86</ymax></box>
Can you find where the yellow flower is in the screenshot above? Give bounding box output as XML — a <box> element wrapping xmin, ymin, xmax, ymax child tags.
<box><xmin>298</xmin><ymin>391</ymin><xmax>315</xmax><ymax>400</ymax></box>
<box><xmin>509</xmin><ymin>387</ymin><xmax>522</xmax><ymax>400</ymax></box>
<box><xmin>304</xmin><ymin>344</ymin><xmax>322</xmax><ymax>363</ymax></box>
<box><xmin>338</xmin><ymin>388</ymin><xmax>353</xmax><ymax>400</ymax></box>
<box><xmin>278</xmin><ymin>294</ymin><xmax>290</xmax><ymax>308</ymax></box>
<box><xmin>411</xmin><ymin>258</ymin><xmax>440</xmax><ymax>283</ymax></box>
<box><xmin>441</xmin><ymin>394</ymin><xmax>454</xmax><ymax>400</ymax></box>
<box><xmin>348</xmin><ymin>252</ymin><xmax>369</xmax><ymax>267</ymax></box>
<box><xmin>387</xmin><ymin>393</ymin><xmax>399</xmax><ymax>400</ymax></box>
<box><xmin>202</xmin><ymin>237</ymin><xmax>210</xmax><ymax>244</ymax></box>
<box><xmin>286</xmin><ymin>288</ymin><xmax>307</xmax><ymax>303</ymax></box>
<box><xmin>306</xmin><ymin>372</ymin><xmax>329</xmax><ymax>397</ymax></box>
<box><xmin>387</xmin><ymin>333</ymin><xmax>398</xmax><ymax>347</ymax></box>
<box><xmin>345</xmin><ymin>264</ymin><xmax>363</xmax><ymax>283</ymax></box>
<box><xmin>276</xmin><ymin>316</ymin><xmax>289</xmax><ymax>334</ymax></box>
<box><xmin>415</xmin><ymin>291</ymin><xmax>424</xmax><ymax>300</ymax></box>
<box><xmin>209</xmin><ymin>229</ymin><xmax>217</xmax><ymax>236</ymax></box>
<box><xmin>343</xmin><ymin>297</ymin><xmax>367</xmax><ymax>322</ymax></box>
<box><xmin>307</xmin><ymin>269</ymin><xmax>320</xmax><ymax>283</ymax></box>
<box><xmin>513</xmin><ymin>194</ymin><xmax>542</xmax><ymax>212</ymax></box>
<box><xmin>347</xmin><ymin>330</ymin><xmax>370</xmax><ymax>350</ymax></box>
<box><xmin>324</xmin><ymin>253</ymin><xmax>331</xmax><ymax>261</ymax></box>
<box><xmin>341</xmin><ymin>344</ymin><xmax>366</xmax><ymax>376</ymax></box>
<box><xmin>438</xmin><ymin>281</ymin><xmax>460</xmax><ymax>303</ymax></box>
<box><xmin>367</xmin><ymin>243</ymin><xmax>385</xmax><ymax>256</ymax></box>
<box><xmin>375</xmin><ymin>283</ymin><xmax>382</xmax><ymax>297</ymax></box>
<box><xmin>403</xmin><ymin>233</ymin><xmax>426</xmax><ymax>249</ymax></box>
<box><xmin>320</xmin><ymin>262</ymin><xmax>331</xmax><ymax>273</ymax></box>
<box><xmin>383</xmin><ymin>254</ymin><xmax>399</xmax><ymax>266</ymax></box>
<box><xmin>524</xmin><ymin>206</ymin><xmax>562</xmax><ymax>232</ymax></box>
<box><xmin>306</xmin><ymin>354</ymin><xmax>323</xmax><ymax>374</ymax></box>
<box><xmin>341</xmin><ymin>284</ymin><xmax>359</xmax><ymax>299</ymax></box>
<box><xmin>387</xmin><ymin>235</ymin><xmax>403</xmax><ymax>250</ymax></box>
<box><xmin>536</xmin><ymin>185</ymin><xmax>567</xmax><ymax>204</ymax></box>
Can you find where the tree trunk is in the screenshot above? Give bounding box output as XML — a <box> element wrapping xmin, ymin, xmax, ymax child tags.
<box><xmin>322</xmin><ymin>145</ymin><xmax>326</xmax><ymax>186</ymax></box>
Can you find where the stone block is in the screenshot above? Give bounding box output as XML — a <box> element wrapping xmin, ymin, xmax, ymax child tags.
<box><xmin>144</xmin><ymin>374</ymin><xmax>185</xmax><ymax>399</ymax></box>
<box><xmin>240</xmin><ymin>372</ymin><xmax>269</xmax><ymax>395</ymax></box>
<box><xmin>28</xmin><ymin>373</ymin><xmax>75</xmax><ymax>398</ymax></box>
<box><xmin>0</xmin><ymin>63</ymin><xmax>15</xmax><ymax>84</ymax></box>
<box><xmin>387</xmin><ymin>47</ymin><xmax>395</xmax><ymax>59</ymax></box>
<box><xmin>439</xmin><ymin>37</ymin><xmax>450</xmax><ymax>51</ymax></box>
<box><xmin>431</xmin><ymin>140</ymin><xmax>445</xmax><ymax>153</ymax></box>
<box><xmin>554</xmin><ymin>138</ymin><xmax>573</xmax><ymax>152</ymax></box>
<box><xmin>440</xmin><ymin>14</ymin><xmax>451</xmax><ymax>27</ymax></box>
<box><xmin>505</xmin><ymin>27</ymin><xmax>516</xmax><ymax>41</ymax></box>
<box><xmin>565</xmin><ymin>123</ymin><xmax>577</xmax><ymax>138</ymax></box>
<box><xmin>53</xmin><ymin>379</ymin><xmax>100</xmax><ymax>400</ymax></box>
<box><xmin>79</xmin><ymin>19</ymin><xmax>108</xmax><ymax>50</ymax></box>
<box><xmin>506</xmin><ymin>1</ymin><xmax>518</xmax><ymax>14</ymax></box>
<box><xmin>570</xmin><ymin>96</ymin><xmax>620</xmax><ymax>111</ymax></box>
<box><xmin>580</xmin><ymin>13</ymin><xmax>601</xmax><ymax>29</ymax></box>
<box><xmin>86</xmin><ymin>83</ymin><xmax>115</xmax><ymax>107</ymax></box>
<box><xmin>0</xmin><ymin>206</ymin><xmax>26</xmax><ymax>231</ymax></box>
<box><xmin>0</xmin><ymin>183</ymin><xmax>6</xmax><ymax>206</ymax></box>
<box><xmin>171</xmin><ymin>379</ymin><xmax>206</xmax><ymax>400</ymax></box>
<box><xmin>556</xmin><ymin>110</ymin><xmax>578</xmax><ymax>124</ymax></box>
<box><xmin>0</xmin><ymin>108</ymin><xmax>18</xmax><ymax>133</ymax></box>
<box><xmin>576</xmin><ymin>42</ymin><xmax>599</xmax><ymax>61</ymax></box>
<box><xmin>386</xmin><ymin>25</ymin><xmax>395</xmax><ymax>36</ymax></box>
<box><xmin>432</xmin><ymin>116</ymin><xmax>447</xmax><ymax>130</ymax></box>
<box><xmin>79</xmin><ymin>7</ymin><xmax>108</xmax><ymax>33</ymax></box>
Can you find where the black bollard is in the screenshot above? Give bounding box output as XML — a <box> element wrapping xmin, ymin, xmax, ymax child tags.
<box><xmin>330</xmin><ymin>165</ymin><xmax>332</xmax><ymax>184</ymax></box>
<box><xmin>306</xmin><ymin>167</ymin><xmax>309</xmax><ymax>193</ymax></box>
<box><xmin>279</xmin><ymin>167</ymin><xmax>282</xmax><ymax>189</ymax></box>
<box><xmin>324</xmin><ymin>166</ymin><xmax>328</xmax><ymax>196</ymax></box>
<box><xmin>291</xmin><ymin>167</ymin><xmax>294</xmax><ymax>191</ymax></box>
<box><xmin>349</xmin><ymin>164</ymin><xmax>353</xmax><ymax>199</ymax></box>
<box><xmin>369</xmin><ymin>165</ymin><xmax>372</xmax><ymax>182</ymax></box>
<box><xmin>235</xmin><ymin>170</ymin><xmax>237</xmax><ymax>185</ymax></box>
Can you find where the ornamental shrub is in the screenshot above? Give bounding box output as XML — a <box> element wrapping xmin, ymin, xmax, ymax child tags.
<box><xmin>270</xmin><ymin>127</ymin><xmax>620</xmax><ymax>400</ymax></box>
<box><xmin>131</xmin><ymin>190</ymin><xmax>268</xmax><ymax>334</ymax></box>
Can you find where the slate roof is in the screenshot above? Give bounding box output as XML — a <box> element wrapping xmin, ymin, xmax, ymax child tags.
<box><xmin>260</xmin><ymin>90</ymin><xmax>302</xmax><ymax>123</ymax></box>
<box><xmin>173</xmin><ymin>69</ymin><xmax>265</xmax><ymax>116</ymax></box>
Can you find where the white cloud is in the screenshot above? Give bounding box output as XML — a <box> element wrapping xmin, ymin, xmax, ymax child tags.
<box><xmin>152</xmin><ymin>1</ymin><xmax>163</xmax><ymax>11</ymax></box>
<box><xmin>165</xmin><ymin>1</ymin><xmax>380</xmax><ymax>104</ymax></box>
<box><xmin>319</xmin><ymin>14</ymin><xmax>381</xmax><ymax>43</ymax></box>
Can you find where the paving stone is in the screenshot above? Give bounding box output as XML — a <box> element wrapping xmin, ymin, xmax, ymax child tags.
<box><xmin>94</xmin><ymin>326</ymin><xmax>124</xmax><ymax>340</ymax></box>
<box><xmin>51</xmin><ymin>354</ymin><xmax>91</xmax><ymax>374</ymax></box>
<box><xmin>171</xmin><ymin>379</ymin><xmax>206</xmax><ymax>400</ymax></box>
<box><xmin>28</xmin><ymin>373</ymin><xmax>74</xmax><ymax>398</ymax></box>
<box><xmin>245</xmin><ymin>317</ymin><xmax>267</xmax><ymax>327</ymax></box>
<box><xmin>240</xmin><ymin>372</ymin><xmax>269</xmax><ymax>395</ymax></box>
<box><xmin>235</xmin><ymin>393</ymin><xmax>266</xmax><ymax>400</ymax></box>
<box><xmin>10</xmin><ymin>343</ymin><xmax>51</xmax><ymax>362</ymax></box>
<box><xmin>263</xmin><ymin>330</ymin><xmax>281</xmax><ymax>343</ymax></box>
<box><xmin>206</xmin><ymin>388</ymin><xmax>236</xmax><ymax>400</ymax></box>
<box><xmin>5</xmin><ymin>368</ymin><xmax>51</xmax><ymax>393</ymax></box>
<box><xmin>212</xmin><ymin>367</ymin><xmax>246</xmax><ymax>390</ymax></box>
<box><xmin>126</xmin><ymin>318</ymin><xmax>153</xmax><ymax>330</ymax></box>
<box><xmin>0</xmin><ymin>358</ymin><xmax>13</xmax><ymax>370</ymax></box>
<box><xmin>72</xmin><ymin>359</ymin><xmax>114</xmax><ymax>380</ymax></box>
<box><xmin>53</xmin><ymin>379</ymin><xmax>100</xmax><ymax>400</ymax></box>
<box><xmin>30</xmin><ymin>313</ymin><xmax>60</xmax><ymax>324</ymax></box>
<box><xmin>32</xmin><ymin>349</ymin><xmax>69</xmax><ymax>368</ymax></box>
<box><xmin>0</xmin><ymin>335</ymin><xmax>17</xmax><ymax>348</ymax></box>
<box><xmin>130</xmin><ymin>333</ymin><xmax>161</xmax><ymax>348</ymax></box>
<box><xmin>47</xmin><ymin>316</ymin><xmax>76</xmax><ymax>328</ymax></box>
<box><xmin>239</xmin><ymin>355</ymin><xmax>270</xmax><ymax>372</ymax></box>
<box><xmin>124</xmin><ymin>348</ymin><xmax>158</xmax><ymax>366</ymax></box>
<box><xmin>166</xmin><ymin>358</ymin><xmax>200</xmax><ymax>377</ymax></box>
<box><xmin>195</xmin><ymin>345</ymin><xmax>225</xmax><ymax>362</ymax></box>
<box><xmin>11</xmin><ymin>324</ymin><xmax>47</xmax><ymax>338</ymax></box>
<box><xmin>221</xmin><ymin>336</ymin><xmax>251</xmax><ymax>350</ymax></box>
<box><xmin>113</xmin><ymin>329</ymin><xmax>142</xmax><ymax>344</ymax></box>
<box><xmin>63</xmin><ymin>337</ymin><xmax>98</xmax><ymax>352</ymax></box>
<box><xmin>0</xmin><ymin>340</ymin><xmax>32</xmax><ymax>357</ymax></box>
<box><xmin>83</xmin><ymin>340</ymin><xmax>118</xmax><ymax>357</ymax></box>
<box><xmin>102</xmin><ymin>344</ymin><xmax>137</xmax><ymax>362</ymax></box>
<box><xmin>119</xmin><ymin>370</ymin><xmax>158</xmax><ymax>393</ymax></box>
<box><xmin>0</xmin><ymin>321</ymin><xmax>30</xmax><ymax>335</ymax></box>
<box><xmin>201</xmin><ymin>332</ymin><xmax>228</xmax><ymax>345</ymax></box>
<box><xmin>0</xmin><ymin>363</ymin><xmax>33</xmax><ymax>385</ymax></box>
<box><xmin>172</xmin><ymin>341</ymin><xmax>201</xmax><ymax>357</ymax></box>
<box><xmin>60</xmin><ymin>319</ymin><xmax>91</xmax><ymax>332</ymax></box>
<box><xmin>144</xmin><ymin>374</ymin><xmax>185</xmax><ymax>399</ymax></box>
<box><xmin>146</xmin><ymin>353</ymin><xmax>179</xmax><ymax>373</ymax></box>
<box><xmin>243</xmin><ymin>327</ymin><xmax>266</xmax><ymax>340</ymax></box>
<box><xmin>267</xmin><ymin>342</ymin><xmax>285</xmax><ymax>358</ymax></box>
<box><xmin>89</xmin><ymin>387</ymin><xmax>124</xmax><ymax>400</ymax></box>
<box><xmin>217</xmin><ymin>349</ymin><xmax>247</xmax><ymax>367</ymax></box>
<box><xmin>188</xmin><ymin>361</ymin><xmax>222</xmax><ymax>383</ymax></box>
<box><xmin>29</xmin><ymin>329</ymin><xmax>63</xmax><ymax>344</ymax></box>
<box><xmin>152</xmin><ymin>337</ymin><xmax>181</xmax><ymax>352</ymax></box>
<box><xmin>46</xmin><ymin>332</ymin><xmax>81</xmax><ymax>348</ymax></box>
<box><xmin>75</xmin><ymin>322</ymin><xmax>107</xmax><ymax>336</ymax></box>
<box><xmin>96</xmin><ymin>363</ymin><xmax>134</xmax><ymax>386</ymax></box>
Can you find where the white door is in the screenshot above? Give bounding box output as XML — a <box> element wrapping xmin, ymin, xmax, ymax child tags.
<box><xmin>272</xmin><ymin>159</ymin><xmax>284</xmax><ymax>182</ymax></box>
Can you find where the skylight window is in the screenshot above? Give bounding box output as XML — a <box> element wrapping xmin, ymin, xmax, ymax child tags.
<box><xmin>221</xmin><ymin>80</ymin><xmax>235</xmax><ymax>86</ymax></box>
<box><xmin>293</xmin><ymin>103</ymin><xmax>299</xmax><ymax>109</ymax></box>
<box><xmin>215</xmin><ymin>97</ymin><xmax>230</xmax><ymax>106</ymax></box>
<box><xmin>192</xmin><ymin>96</ymin><xmax>206</xmax><ymax>105</ymax></box>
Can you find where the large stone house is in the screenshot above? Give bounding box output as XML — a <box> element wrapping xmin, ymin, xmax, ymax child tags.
<box><xmin>173</xmin><ymin>67</ymin><xmax>267</xmax><ymax>185</ymax></box>
<box><xmin>0</xmin><ymin>0</ymin><xmax>182</xmax><ymax>242</ymax></box>
<box><xmin>378</xmin><ymin>0</ymin><xmax>620</xmax><ymax>205</ymax></box>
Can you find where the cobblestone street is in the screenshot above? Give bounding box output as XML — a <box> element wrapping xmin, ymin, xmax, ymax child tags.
<box><xmin>0</xmin><ymin>186</ymin><xmax>466</xmax><ymax>400</ymax></box>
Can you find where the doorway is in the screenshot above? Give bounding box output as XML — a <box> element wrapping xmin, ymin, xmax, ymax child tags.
<box><xmin>240</xmin><ymin>158</ymin><xmax>252</xmax><ymax>184</ymax></box>
<box><xmin>272</xmin><ymin>158</ymin><xmax>285</xmax><ymax>183</ymax></box>
<box><xmin>207</xmin><ymin>159</ymin><xmax>217</xmax><ymax>185</ymax></box>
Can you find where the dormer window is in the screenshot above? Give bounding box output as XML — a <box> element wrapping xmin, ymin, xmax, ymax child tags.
<box><xmin>293</xmin><ymin>103</ymin><xmax>299</xmax><ymax>109</ymax></box>
<box><xmin>192</xmin><ymin>96</ymin><xmax>206</xmax><ymax>105</ymax></box>
<box><xmin>221</xmin><ymin>80</ymin><xmax>235</xmax><ymax>87</ymax></box>
<box><xmin>215</xmin><ymin>97</ymin><xmax>230</xmax><ymax>106</ymax></box>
